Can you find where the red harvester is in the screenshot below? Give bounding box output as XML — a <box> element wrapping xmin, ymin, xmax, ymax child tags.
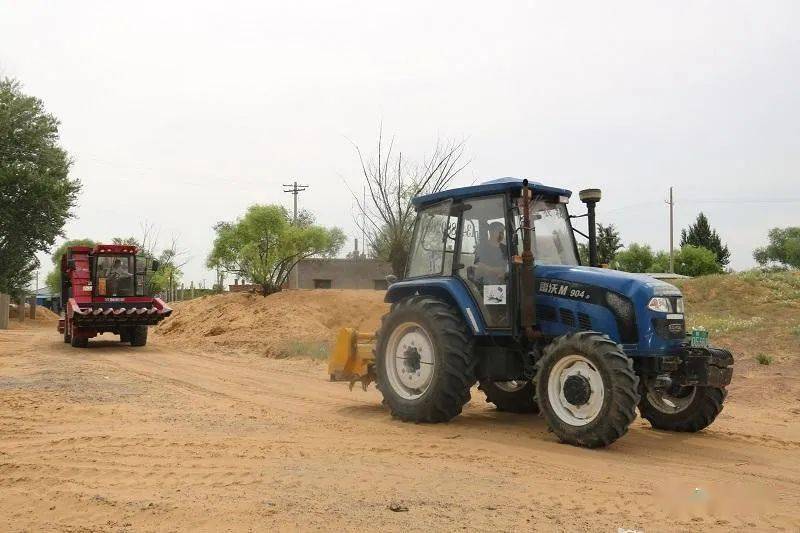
<box><xmin>57</xmin><ymin>244</ymin><xmax>172</xmax><ymax>348</ymax></box>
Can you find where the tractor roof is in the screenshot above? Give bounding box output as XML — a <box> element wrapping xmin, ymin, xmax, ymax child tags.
<box><xmin>411</xmin><ymin>177</ymin><xmax>572</xmax><ymax>208</ymax></box>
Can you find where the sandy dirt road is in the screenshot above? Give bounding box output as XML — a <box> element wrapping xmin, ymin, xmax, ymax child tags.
<box><xmin>1</xmin><ymin>324</ymin><xmax>799</xmax><ymax>532</ymax></box>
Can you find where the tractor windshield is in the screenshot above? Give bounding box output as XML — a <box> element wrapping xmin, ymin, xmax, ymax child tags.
<box><xmin>529</xmin><ymin>199</ymin><xmax>579</xmax><ymax>266</ymax></box>
<box><xmin>95</xmin><ymin>255</ymin><xmax>135</xmax><ymax>297</ymax></box>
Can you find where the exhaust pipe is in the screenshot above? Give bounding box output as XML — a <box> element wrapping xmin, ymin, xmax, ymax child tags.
<box><xmin>579</xmin><ymin>188</ymin><xmax>602</xmax><ymax>267</ymax></box>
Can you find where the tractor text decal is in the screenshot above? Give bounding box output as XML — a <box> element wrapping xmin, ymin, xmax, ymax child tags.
<box><xmin>537</xmin><ymin>280</ymin><xmax>593</xmax><ymax>302</ymax></box>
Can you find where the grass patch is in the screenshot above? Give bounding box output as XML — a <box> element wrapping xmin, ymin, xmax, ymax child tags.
<box><xmin>276</xmin><ymin>339</ymin><xmax>331</xmax><ymax>360</ymax></box>
<box><xmin>686</xmin><ymin>314</ymin><xmax>765</xmax><ymax>334</ymax></box>
<box><xmin>792</xmin><ymin>325</ymin><xmax>800</xmax><ymax>337</ymax></box>
<box><xmin>756</xmin><ymin>353</ymin><xmax>774</xmax><ymax>366</ymax></box>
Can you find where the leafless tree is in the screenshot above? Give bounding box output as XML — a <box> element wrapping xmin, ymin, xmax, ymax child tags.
<box><xmin>347</xmin><ymin>127</ymin><xmax>469</xmax><ymax>277</ymax></box>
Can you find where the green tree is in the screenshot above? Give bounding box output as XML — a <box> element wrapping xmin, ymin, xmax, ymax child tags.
<box><xmin>673</xmin><ymin>245</ymin><xmax>722</xmax><ymax>276</ymax></box>
<box><xmin>681</xmin><ymin>212</ymin><xmax>730</xmax><ymax>267</ymax></box>
<box><xmin>0</xmin><ymin>78</ymin><xmax>81</xmax><ymax>294</ymax></box>
<box><xmin>45</xmin><ymin>238</ymin><xmax>96</xmax><ymax>294</ymax></box>
<box><xmin>597</xmin><ymin>223</ymin><xmax>623</xmax><ymax>265</ymax></box>
<box><xmin>753</xmin><ymin>227</ymin><xmax>800</xmax><ymax>269</ymax></box>
<box><xmin>207</xmin><ymin>204</ymin><xmax>345</xmax><ymax>295</ymax></box>
<box><xmin>612</xmin><ymin>243</ymin><xmax>656</xmax><ymax>273</ymax></box>
<box><xmin>577</xmin><ymin>242</ymin><xmax>590</xmax><ymax>266</ymax></box>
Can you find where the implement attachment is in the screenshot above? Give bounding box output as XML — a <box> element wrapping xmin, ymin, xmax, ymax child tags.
<box><xmin>328</xmin><ymin>328</ymin><xmax>376</xmax><ymax>390</ymax></box>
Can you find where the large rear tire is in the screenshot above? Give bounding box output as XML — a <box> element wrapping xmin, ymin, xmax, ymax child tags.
<box><xmin>479</xmin><ymin>380</ymin><xmax>539</xmax><ymax>413</ymax></box>
<box><xmin>375</xmin><ymin>296</ymin><xmax>475</xmax><ymax>423</ymax></box>
<box><xmin>639</xmin><ymin>383</ymin><xmax>726</xmax><ymax>432</ymax></box>
<box><xmin>536</xmin><ymin>331</ymin><xmax>639</xmax><ymax>448</ymax></box>
<box><xmin>130</xmin><ymin>325</ymin><xmax>148</xmax><ymax>347</ymax></box>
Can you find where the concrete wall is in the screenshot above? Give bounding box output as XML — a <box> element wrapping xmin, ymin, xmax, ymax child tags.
<box><xmin>288</xmin><ymin>258</ymin><xmax>393</xmax><ymax>290</ymax></box>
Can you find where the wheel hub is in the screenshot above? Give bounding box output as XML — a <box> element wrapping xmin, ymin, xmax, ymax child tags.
<box><xmin>547</xmin><ymin>355</ymin><xmax>606</xmax><ymax>426</ymax></box>
<box><xmin>384</xmin><ymin>322</ymin><xmax>436</xmax><ymax>400</ymax></box>
<box><xmin>563</xmin><ymin>374</ymin><xmax>592</xmax><ymax>406</ymax></box>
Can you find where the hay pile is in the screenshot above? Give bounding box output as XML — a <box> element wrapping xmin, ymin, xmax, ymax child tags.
<box><xmin>155</xmin><ymin>290</ymin><xmax>389</xmax><ymax>357</ymax></box>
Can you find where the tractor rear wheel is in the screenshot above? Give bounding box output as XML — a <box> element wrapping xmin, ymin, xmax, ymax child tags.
<box><xmin>536</xmin><ymin>331</ymin><xmax>639</xmax><ymax>448</ymax></box>
<box><xmin>129</xmin><ymin>325</ymin><xmax>148</xmax><ymax>347</ymax></box>
<box><xmin>639</xmin><ymin>383</ymin><xmax>726</xmax><ymax>432</ymax></box>
<box><xmin>479</xmin><ymin>380</ymin><xmax>538</xmax><ymax>413</ymax></box>
<box><xmin>375</xmin><ymin>296</ymin><xmax>475</xmax><ymax>423</ymax></box>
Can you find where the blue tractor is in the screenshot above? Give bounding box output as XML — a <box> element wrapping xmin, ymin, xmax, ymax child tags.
<box><xmin>328</xmin><ymin>177</ymin><xmax>733</xmax><ymax>448</ymax></box>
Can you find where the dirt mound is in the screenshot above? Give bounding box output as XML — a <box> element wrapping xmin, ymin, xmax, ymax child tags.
<box><xmin>155</xmin><ymin>290</ymin><xmax>389</xmax><ymax>357</ymax></box>
<box><xmin>8</xmin><ymin>305</ymin><xmax>59</xmax><ymax>321</ymax></box>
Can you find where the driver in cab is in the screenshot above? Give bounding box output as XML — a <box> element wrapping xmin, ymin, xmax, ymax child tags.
<box><xmin>473</xmin><ymin>221</ymin><xmax>508</xmax><ymax>283</ymax></box>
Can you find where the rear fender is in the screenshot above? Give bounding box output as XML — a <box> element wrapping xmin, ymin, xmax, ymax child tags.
<box><xmin>385</xmin><ymin>277</ymin><xmax>486</xmax><ymax>335</ymax></box>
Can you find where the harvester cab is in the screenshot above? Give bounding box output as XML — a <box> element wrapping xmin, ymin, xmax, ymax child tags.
<box><xmin>57</xmin><ymin>244</ymin><xmax>172</xmax><ymax>348</ymax></box>
<box><xmin>329</xmin><ymin>177</ymin><xmax>733</xmax><ymax>448</ymax></box>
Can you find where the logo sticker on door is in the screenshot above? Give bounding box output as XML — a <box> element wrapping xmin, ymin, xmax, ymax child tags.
<box><xmin>484</xmin><ymin>285</ymin><xmax>506</xmax><ymax>305</ymax></box>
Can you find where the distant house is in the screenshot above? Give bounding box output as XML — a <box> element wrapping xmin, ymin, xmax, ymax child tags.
<box><xmin>286</xmin><ymin>258</ymin><xmax>393</xmax><ymax>290</ymax></box>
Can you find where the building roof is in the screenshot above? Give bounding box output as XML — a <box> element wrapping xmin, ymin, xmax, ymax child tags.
<box><xmin>412</xmin><ymin>177</ymin><xmax>572</xmax><ymax>208</ymax></box>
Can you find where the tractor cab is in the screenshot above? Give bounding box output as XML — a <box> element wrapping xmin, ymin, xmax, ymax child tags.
<box><xmin>404</xmin><ymin>178</ymin><xmax>578</xmax><ymax>332</ymax></box>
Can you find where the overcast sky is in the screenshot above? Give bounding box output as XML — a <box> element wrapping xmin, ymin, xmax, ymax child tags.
<box><xmin>2</xmin><ymin>1</ymin><xmax>798</xmax><ymax>285</ymax></box>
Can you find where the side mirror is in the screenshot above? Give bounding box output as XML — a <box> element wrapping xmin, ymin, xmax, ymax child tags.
<box><xmin>66</xmin><ymin>259</ymin><xmax>76</xmax><ymax>270</ymax></box>
<box><xmin>151</xmin><ymin>260</ymin><xmax>161</xmax><ymax>272</ymax></box>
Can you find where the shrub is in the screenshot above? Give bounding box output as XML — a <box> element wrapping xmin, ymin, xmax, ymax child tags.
<box><xmin>756</xmin><ymin>353</ymin><xmax>773</xmax><ymax>366</ymax></box>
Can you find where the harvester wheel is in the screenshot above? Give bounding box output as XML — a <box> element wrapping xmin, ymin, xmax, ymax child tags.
<box><xmin>375</xmin><ymin>296</ymin><xmax>475</xmax><ymax>423</ymax></box>
<box><xmin>129</xmin><ymin>325</ymin><xmax>148</xmax><ymax>347</ymax></box>
<box><xmin>70</xmin><ymin>335</ymin><xmax>89</xmax><ymax>348</ymax></box>
<box><xmin>536</xmin><ymin>331</ymin><xmax>639</xmax><ymax>448</ymax></box>
<box><xmin>478</xmin><ymin>380</ymin><xmax>538</xmax><ymax>413</ymax></box>
<box><xmin>639</xmin><ymin>383</ymin><xmax>726</xmax><ymax>432</ymax></box>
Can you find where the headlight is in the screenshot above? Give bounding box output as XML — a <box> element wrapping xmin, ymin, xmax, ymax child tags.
<box><xmin>647</xmin><ymin>297</ymin><xmax>672</xmax><ymax>313</ymax></box>
<box><xmin>675</xmin><ymin>297</ymin><xmax>684</xmax><ymax>313</ymax></box>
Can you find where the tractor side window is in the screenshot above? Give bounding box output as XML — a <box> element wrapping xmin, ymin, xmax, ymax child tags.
<box><xmin>457</xmin><ymin>195</ymin><xmax>510</xmax><ymax>328</ymax></box>
<box><xmin>407</xmin><ymin>200</ymin><xmax>456</xmax><ymax>278</ymax></box>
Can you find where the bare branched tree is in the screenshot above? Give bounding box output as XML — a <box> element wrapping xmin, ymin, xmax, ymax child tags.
<box><xmin>347</xmin><ymin>127</ymin><xmax>469</xmax><ymax>277</ymax></box>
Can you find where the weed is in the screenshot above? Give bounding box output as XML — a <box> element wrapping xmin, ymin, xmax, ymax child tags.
<box><xmin>276</xmin><ymin>339</ymin><xmax>330</xmax><ymax>360</ymax></box>
<box><xmin>756</xmin><ymin>353</ymin><xmax>773</xmax><ymax>366</ymax></box>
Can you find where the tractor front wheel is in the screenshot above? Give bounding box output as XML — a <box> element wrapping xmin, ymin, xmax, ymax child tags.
<box><xmin>639</xmin><ymin>382</ymin><xmax>726</xmax><ymax>432</ymax></box>
<box><xmin>479</xmin><ymin>380</ymin><xmax>538</xmax><ymax>413</ymax></box>
<box><xmin>375</xmin><ymin>296</ymin><xmax>475</xmax><ymax>423</ymax></box>
<box><xmin>536</xmin><ymin>331</ymin><xmax>639</xmax><ymax>448</ymax></box>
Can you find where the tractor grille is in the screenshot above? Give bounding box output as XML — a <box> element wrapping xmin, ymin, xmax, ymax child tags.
<box><xmin>537</xmin><ymin>304</ymin><xmax>557</xmax><ymax>322</ymax></box>
<box><xmin>559</xmin><ymin>308</ymin><xmax>576</xmax><ymax>327</ymax></box>
<box><xmin>578</xmin><ymin>312</ymin><xmax>592</xmax><ymax>330</ymax></box>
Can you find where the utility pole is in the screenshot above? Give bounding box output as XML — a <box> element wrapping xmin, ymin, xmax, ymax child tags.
<box><xmin>666</xmin><ymin>186</ymin><xmax>675</xmax><ymax>273</ymax></box>
<box><xmin>283</xmin><ymin>181</ymin><xmax>308</xmax><ymax>289</ymax></box>
<box><xmin>283</xmin><ymin>181</ymin><xmax>309</xmax><ymax>223</ymax></box>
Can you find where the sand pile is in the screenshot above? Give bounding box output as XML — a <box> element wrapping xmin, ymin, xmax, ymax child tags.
<box><xmin>8</xmin><ymin>305</ymin><xmax>60</xmax><ymax>321</ymax></box>
<box><xmin>155</xmin><ymin>289</ymin><xmax>389</xmax><ymax>357</ymax></box>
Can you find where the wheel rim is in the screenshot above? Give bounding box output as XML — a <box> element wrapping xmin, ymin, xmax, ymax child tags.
<box><xmin>547</xmin><ymin>354</ymin><xmax>605</xmax><ymax>426</ymax></box>
<box><xmin>646</xmin><ymin>382</ymin><xmax>696</xmax><ymax>414</ymax></box>
<box><xmin>384</xmin><ymin>322</ymin><xmax>436</xmax><ymax>400</ymax></box>
<box><xmin>495</xmin><ymin>380</ymin><xmax>528</xmax><ymax>393</ymax></box>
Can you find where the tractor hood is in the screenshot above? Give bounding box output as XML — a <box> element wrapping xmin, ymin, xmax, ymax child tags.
<box><xmin>535</xmin><ymin>264</ymin><xmax>682</xmax><ymax>302</ymax></box>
